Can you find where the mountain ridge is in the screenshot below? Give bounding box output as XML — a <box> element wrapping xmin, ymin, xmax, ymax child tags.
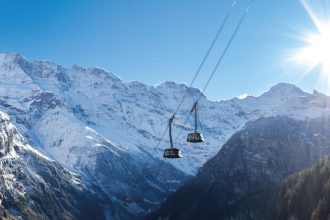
<box><xmin>2</xmin><ymin>52</ymin><xmax>330</xmax><ymax>217</ymax></box>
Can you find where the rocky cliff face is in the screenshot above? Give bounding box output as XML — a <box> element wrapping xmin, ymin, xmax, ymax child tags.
<box><xmin>0</xmin><ymin>111</ymin><xmax>103</xmax><ymax>220</ymax></box>
<box><xmin>149</xmin><ymin>116</ymin><xmax>330</xmax><ymax>220</ymax></box>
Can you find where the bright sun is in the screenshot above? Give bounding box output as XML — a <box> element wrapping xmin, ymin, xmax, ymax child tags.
<box><xmin>293</xmin><ymin>23</ymin><xmax>330</xmax><ymax>75</ymax></box>
<box><xmin>288</xmin><ymin>0</ymin><xmax>330</xmax><ymax>85</ymax></box>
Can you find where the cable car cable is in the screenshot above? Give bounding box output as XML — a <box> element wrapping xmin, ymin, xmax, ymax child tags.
<box><xmin>123</xmin><ymin>0</ymin><xmax>246</xmax><ymax>202</ymax></box>
<box><xmin>149</xmin><ymin>0</ymin><xmax>254</xmax><ymax>191</ymax></box>
<box><xmin>132</xmin><ymin>0</ymin><xmax>238</xmax><ymax>177</ymax></box>
<box><xmin>202</xmin><ymin>0</ymin><xmax>254</xmax><ymax>94</ymax></box>
<box><xmin>173</xmin><ymin>0</ymin><xmax>237</xmax><ymax>116</ymax></box>
<box><xmin>173</xmin><ymin>0</ymin><xmax>255</xmax><ymax>143</ymax></box>
<box><xmin>147</xmin><ymin>0</ymin><xmax>255</xmax><ymax>200</ymax></box>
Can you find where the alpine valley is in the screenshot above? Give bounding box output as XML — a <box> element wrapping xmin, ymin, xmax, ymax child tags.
<box><xmin>1</xmin><ymin>53</ymin><xmax>330</xmax><ymax>219</ymax></box>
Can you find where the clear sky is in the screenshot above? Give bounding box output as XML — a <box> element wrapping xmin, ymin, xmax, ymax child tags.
<box><xmin>0</xmin><ymin>0</ymin><xmax>329</xmax><ymax>100</ymax></box>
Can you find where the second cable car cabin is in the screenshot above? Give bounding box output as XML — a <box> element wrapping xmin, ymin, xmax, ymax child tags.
<box><xmin>187</xmin><ymin>102</ymin><xmax>204</xmax><ymax>143</ymax></box>
<box><xmin>163</xmin><ymin>115</ymin><xmax>182</xmax><ymax>159</ymax></box>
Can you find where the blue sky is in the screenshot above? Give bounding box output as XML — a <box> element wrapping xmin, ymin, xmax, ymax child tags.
<box><xmin>0</xmin><ymin>0</ymin><xmax>328</xmax><ymax>100</ymax></box>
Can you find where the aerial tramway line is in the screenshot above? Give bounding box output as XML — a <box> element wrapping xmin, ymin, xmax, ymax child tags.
<box><xmin>123</xmin><ymin>0</ymin><xmax>254</xmax><ymax>204</ymax></box>
<box><xmin>163</xmin><ymin>0</ymin><xmax>254</xmax><ymax>159</ymax></box>
<box><xmin>163</xmin><ymin>101</ymin><xmax>204</xmax><ymax>158</ymax></box>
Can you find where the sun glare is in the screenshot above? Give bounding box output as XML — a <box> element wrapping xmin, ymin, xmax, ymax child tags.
<box><xmin>293</xmin><ymin>23</ymin><xmax>330</xmax><ymax>73</ymax></box>
<box><xmin>288</xmin><ymin>0</ymin><xmax>330</xmax><ymax>86</ymax></box>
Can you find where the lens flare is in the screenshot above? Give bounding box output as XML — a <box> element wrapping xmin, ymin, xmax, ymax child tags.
<box><xmin>287</xmin><ymin>0</ymin><xmax>330</xmax><ymax>87</ymax></box>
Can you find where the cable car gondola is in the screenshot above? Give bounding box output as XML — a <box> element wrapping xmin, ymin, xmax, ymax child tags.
<box><xmin>187</xmin><ymin>102</ymin><xmax>204</xmax><ymax>143</ymax></box>
<box><xmin>163</xmin><ymin>115</ymin><xmax>182</xmax><ymax>158</ymax></box>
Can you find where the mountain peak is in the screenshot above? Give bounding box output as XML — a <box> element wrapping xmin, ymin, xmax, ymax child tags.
<box><xmin>269</xmin><ymin>83</ymin><xmax>304</xmax><ymax>93</ymax></box>
<box><xmin>0</xmin><ymin>53</ymin><xmax>25</xmax><ymax>64</ymax></box>
<box><xmin>71</xmin><ymin>65</ymin><xmax>120</xmax><ymax>81</ymax></box>
<box><xmin>260</xmin><ymin>83</ymin><xmax>306</xmax><ymax>100</ymax></box>
<box><xmin>71</xmin><ymin>64</ymin><xmax>85</xmax><ymax>72</ymax></box>
<box><xmin>156</xmin><ymin>81</ymin><xmax>184</xmax><ymax>88</ymax></box>
<box><xmin>156</xmin><ymin>81</ymin><xmax>205</xmax><ymax>98</ymax></box>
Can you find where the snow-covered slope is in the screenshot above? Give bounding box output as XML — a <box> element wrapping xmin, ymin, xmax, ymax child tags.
<box><xmin>0</xmin><ymin>111</ymin><xmax>103</xmax><ymax>220</ymax></box>
<box><xmin>1</xmin><ymin>53</ymin><xmax>330</xmax><ymax>216</ymax></box>
<box><xmin>0</xmin><ymin>53</ymin><xmax>190</xmax><ymax>216</ymax></box>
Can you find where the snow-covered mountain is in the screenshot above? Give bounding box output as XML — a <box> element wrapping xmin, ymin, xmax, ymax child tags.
<box><xmin>1</xmin><ymin>53</ymin><xmax>330</xmax><ymax>217</ymax></box>
<box><xmin>0</xmin><ymin>111</ymin><xmax>103</xmax><ymax>220</ymax></box>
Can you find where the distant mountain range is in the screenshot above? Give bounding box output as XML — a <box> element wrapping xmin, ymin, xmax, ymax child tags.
<box><xmin>1</xmin><ymin>53</ymin><xmax>330</xmax><ymax>219</ymax></box>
